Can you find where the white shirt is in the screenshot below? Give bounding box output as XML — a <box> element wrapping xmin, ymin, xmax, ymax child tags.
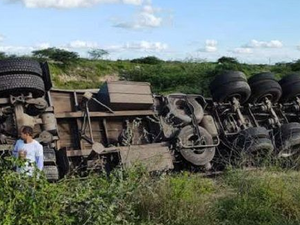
<box><xmin>13</xmin><ymin>139</ymin><xmax>44</xmax><ymax>176</ymax></box>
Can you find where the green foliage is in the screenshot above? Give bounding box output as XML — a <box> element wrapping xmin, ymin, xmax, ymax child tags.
<box><xmin>3</xmin><ymin>157</ymin><xmax>300</xmax><ymax>225</ymax></box>
<box><xmin>215</xmin><ymin>170</ymin><xmax>300</xmax><ymax>225</ymax></box>
<box><xmin>291</xmin><ymin>59</ymin><xmax>300</xmax><ymax>71</ymax></box>
<box><xmin>130</xmin><ymin>56</ymin><xmax>164</xmax><ymax>65</ymax></box>
<box><xmin>0</xmin><ymin>158</ymin><xmax>144</xmax><ymax>225</ymax></box>
<box><xmin>0</xmin><ymin>52</ymin><xmax>6</xmax><ymax>59</ymax></box>
<box><xmin>32</xmin><ymin>48</ymin><xmax>79</xmax><ymax>64</ymax></box>
<box><xmin>122</xmin><ymin>62</ymin><xmax>216</xmax><ymax>96</ymax></box>
<box><xmin>0</xmin><ymin>157</ymin><xmax>69</xmax><ymax>225</ymax></box>
<box><xmin>132</xmin><ymin>172</ymin><xmax>217</xmax><ymax>225</ymax></box>
<box><xmin>88</xmin><ymin>49</ymin><xmax>109</xmax><ymax>60</ymax></box>
<box><xmin>217</xmin><ymin>56</ymin><xmax>239</xmax><ymax>64</ymax></box>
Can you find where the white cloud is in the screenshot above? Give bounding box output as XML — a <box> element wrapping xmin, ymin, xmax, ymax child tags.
<box><xmin>107</xmin><ymin>41</ymin><xmax>168</xmax><ymax>52</ymax></box>
<box><xmin>244</xmin><ymin>39</ymin><xmax>283</xmax><ymax>48</ymax></box>
<box><xmin>0</xmin><ymin>40</ymin><xmax>168</xmax><ymax>57</ymax></box>
<box><xmin>198</xmin><ymin>39</ymin><xmax>218</xmax><ymax>52</ymax></box>
<box><xmin>0</xmin><ymin>45</ymin><xmax>35</xmax><ymax>53</ymax></box>
<box><xmin>67</xmin><ymin>40</ymin><xmax>99</xmax><ymax>49</ymax></box>
<box><xmin>114</xmin><ymin>4</ymin><xmax>164</xmax><ymax>29</ymax></box>
<box><xmin>35</xmin><ymin>43</ymin><xmax>51</xmax><ymax>49</ymax></box>
<box><xmin>6</xmin><ymin>0</ymin><xmax>143</xmax><ymax>9</ymax></box>
<box><xmin>0</xmin><ymin>42</ymin><xmax>52</xmax><ymax>54</ymax></box>
<box><xmin>232</xmin><ymin>47</ymin><xmax>253</xmax><ymax>54</ymax></box>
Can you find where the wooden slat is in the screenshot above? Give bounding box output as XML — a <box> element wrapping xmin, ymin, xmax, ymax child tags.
<box><xmin>108</xmin><ymin>82</ymin><xmax>151</xmax><ymax>94</ymax></box>
<box><xmin>55</xmin><ymin>110</ymin><xmax>154</xmax><ymax>118</ymax></box>
<box><xmin>110</xmin><ymin>93</ymin><xmax>153</xmax><ymax>104</ymax></box>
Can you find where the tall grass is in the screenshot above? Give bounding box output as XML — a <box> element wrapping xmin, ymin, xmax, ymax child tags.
<box><xmin>48</xmin><ymin>59</ymin><xmax>295</xmax><ymax>95</ymax></box>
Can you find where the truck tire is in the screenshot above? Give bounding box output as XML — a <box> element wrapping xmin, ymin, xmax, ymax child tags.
<box><xmin>210</xmin><ymin>71</ymin><xmax>251</xmax><ymax>104</ymax></box>
<box><xmin>210</xmin><ymin>71</ymin><xmax>247</xmax><ymax>90</ymax></box>
<box><xmin>279</xmin><ymin>73</ymin><xmax>300</xmax><ymax>102</ymax></box>
<box><xmin>0</xmin><ymin>58</ymin><xmax>43</xmax><ymax>77</ymax></box>
<box><xmin>248</xmin><ymin>72</ymin><xmax>282</xmax><ymax>103</ymax></box>
<box><xmin>211</xmin><ymin>81</ymin><xmax>251</xmax><ymax>104</ymax></box>
<box><xmin>178</xmin><ymin>125</ymin><xmax>215</xmax><ymax>166</ymax></box>
<box><xmin>239</xmin><ymin>127</ymin><xmax>270</xmax><ymax>139</ymax></box>
<box><xmin>236</xmin><ymin>127</ymin><xmax>274</xmax><ymax>154</ymax></box>
<box><xmin>0</xmin><ymin>74</ymin><xmax>45</xmax><ymax>97</ymax></box>
<box><xmin>275</xmin><ymin>123</ymin><xmax>300</xmax><ymax>157</ymax></box>
<box><xmin>279</xmin><ymin>73</ymin><xmax>300</xmax><ymax>86</ymax></box>
<box><xmin>43</xmin><ymin>165</ymin><xmax>59</xmax><ymax>181</ymax></box>
<box><xmin>278</xmin><ymin>123</ymin><xmax>300</xmax><ymax>138</ymax></box>
<box><xmin>41</xmin><ymin>62</ymin><xmax>53</xmax><ymax>91</ymax></box>
<box><xmin>43</xmin><ymin>147</ymin><xmax>56</xmax><ymax>163</ymax></box>
<box><xmin>276</xmin><ymin>133</ymin><xmax>300</xmax><ymax>158</ymax></box>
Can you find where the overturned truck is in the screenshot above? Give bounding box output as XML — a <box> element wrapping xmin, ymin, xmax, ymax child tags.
<box><xmin>0</xmin><ymin>59</ymin><xmax>300</xmax><ymax>180</ymax></box>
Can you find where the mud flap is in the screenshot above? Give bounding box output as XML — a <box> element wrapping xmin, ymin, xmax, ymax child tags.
<box><xmin>119</xmin><ymin>143</ymin><xmax>174</xmax><ymax>172</ymax></box>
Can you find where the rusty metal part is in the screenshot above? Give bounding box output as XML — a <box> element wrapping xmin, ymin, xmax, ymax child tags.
<box><xmin>14</xmin><ymin>104</ymin><xmax>36</xmax><ymax>130</ymax></box>
<box><xmin>41</xmin><ymin>112</ymin><xmax>57</xmax><ymax>132</ymax></box>
<box><xmin>231</xmin><ymin>97</ymin><xmax>247</xmax><ymax>129</ymax></box>
<box><xmin>26</xmin><ymin>98</ymin><xmax>48</xmax><ymax>110</ymax></box>
<box><xmin>38</xmin><ymin>130</ymin><xmax>53</xmax><ymax>143</ymax></box>
<box><xmin>200</xmin><ymin>115</ymin><xmax>218</xmax><ymax>137</ymax></box>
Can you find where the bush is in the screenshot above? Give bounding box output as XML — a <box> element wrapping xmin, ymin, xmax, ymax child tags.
<box><xmin>0</xmin><ymin>158</ymin><xmax>143</xmax><ymax>224</ymax></box>
<box><xmin>32</xmin><ymin>48</ymin><xmax>79</xmax><ymax>64</ymax></box>
<box><xmin>130</xmin><ymin>56</ymin><xmax>164</xmax><ymax>65</ymax></box>
<box><xmin>2</xmin><ymin>157</ymin><xmax>300</xmax><ymax>225</ymax></box>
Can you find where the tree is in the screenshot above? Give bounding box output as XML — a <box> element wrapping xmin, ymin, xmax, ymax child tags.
<box><xmin>88</xmin><ymin>49</ymin><xmax>109</xmax><ymax>60</ymax></box>
<box><xmin>0</xmin><ymin>52</ymin><xmax>6</xmax><ymax>59</ymax></box>
<box><xmin>130</xmin><ymin>56</ymin><xmax>164</xmax><ymax>65</ymax></box>
<box><xmin>217</xmin><ymin>56</ymin><xmax>239</xmax><ymax>64</ymax></box>
<box><xmin>291</xmin><ymin>59</ymin><xmax>300</xmax><ymax>71</ymax></box>
<box><xmin>32</xmin><ymin>48</ymin><xmax>79</xmax><ymax>64</ymax></box>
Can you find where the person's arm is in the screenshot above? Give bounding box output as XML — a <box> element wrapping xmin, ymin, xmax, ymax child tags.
<box><xmin>12</xmin><ymin>140</ymin><xmax>20</xmax><ymax>158</ymax></box>
<box><xmin>35</xmin><ymin>144</ymin><xmax>44</xmax><ymax>171</ymax></box>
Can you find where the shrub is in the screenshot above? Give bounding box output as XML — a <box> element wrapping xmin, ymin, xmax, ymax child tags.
<box><xmin>130</xmin><ymin>56</ymin><xmax>164</xmax><ymax>65</ymax></box>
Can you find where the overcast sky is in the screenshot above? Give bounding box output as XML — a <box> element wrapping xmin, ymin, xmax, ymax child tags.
<box><xmin>0</xmin><ymin>0</ymin><xmax>299</xmax><ymax>64</ymax></box>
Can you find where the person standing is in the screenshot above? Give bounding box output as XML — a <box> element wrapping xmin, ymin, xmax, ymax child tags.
<box><xmin>12</xmin><ymin>126</ymin><xmax>44</xmax><ymax>176</ymax></box>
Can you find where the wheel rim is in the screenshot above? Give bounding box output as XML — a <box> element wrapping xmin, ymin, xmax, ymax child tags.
<box><xmin>184</xmin><ymin>133</ymin><xmax>206</xmax><ymax>154</ymax></box>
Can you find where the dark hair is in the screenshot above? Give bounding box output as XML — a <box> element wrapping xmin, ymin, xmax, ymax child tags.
<box><xmin>21</xmin><ymin>126</ymin><xmax>33</xmax><ymax>136</ymax></box>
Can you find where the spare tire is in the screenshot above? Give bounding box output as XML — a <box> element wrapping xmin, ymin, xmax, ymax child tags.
<box><xmin>167</xmin><ymin>94</ymin><xmax>204</xmax><ymax>126</ymax></box>
<box><xmin>0</xmin><ymin>74</ymin><xmax>45</xmax><ymax>97</ymax></box>
<box><xmin>210</xmin><ymin>71</ymin><xmax>251</xmax><ymax>104</ymax></box>
<box><xmin>279</xmin><ymin>73</ymin><xmax>300</xmax><ymax>103</ymax></box>
<box><xmin>0</xmin><ymin>58</ymin><xmax>43</xmax><ymax>77</ymax></box>
<box><xmin>248</xmin><ymin>72</ymin><xmax>282</xmax><ymax>103</ymax></box>
<box><xmin>177</xmin><ymin>125</ymin><xmax>215</xmax><ymax>166</ymax></box>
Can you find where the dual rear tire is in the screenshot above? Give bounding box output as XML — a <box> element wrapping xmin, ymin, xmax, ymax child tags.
<box><xmin>0</xmin><ymin>58</ymin><xmax>51</xmax><ymax>97</ymax></box>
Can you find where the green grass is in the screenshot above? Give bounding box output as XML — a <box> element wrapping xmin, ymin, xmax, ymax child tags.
<box><xmin>3</xmin><ymin>157</ymin><xmax>300</xmax><ymax>225</ymax></box>
<box><xmin>48</xmin><ymin>59</ymin><xmax>297</xmax><ymax>96</ymax></box>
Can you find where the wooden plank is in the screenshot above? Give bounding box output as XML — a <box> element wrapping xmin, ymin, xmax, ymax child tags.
<box><xmin>55</xmin><ymin>110</ymin><xmax>155</xmax><ymax>118</ymax></box>
<box><xmin>119</xmin><ymin>143</ymin><xmax>174</xmax><ymax>171</ymax></box>
<box><xmin>107</xmin><ymin>82</ymin><xmax>151</xmax><ymax>94</ymax></box>
<box><xmin>51</xmin><ymin>92</ymin><xmax>75</xmax><ymax>113</ymax></box>
<box><xmin>109</xmin><ymin>93</ymin><xmax>153</xmax><ymax>104</ymax></box>
<box><xmin>66</xmin><ymin>143</ymin><xmax>174</xmax><ymax>172</ymax></box>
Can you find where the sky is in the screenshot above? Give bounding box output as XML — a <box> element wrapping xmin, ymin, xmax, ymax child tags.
<box><xmin>0</xmin><ymin>0</ymin><xmax>300</xmax><ymax>64</ymax></box>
